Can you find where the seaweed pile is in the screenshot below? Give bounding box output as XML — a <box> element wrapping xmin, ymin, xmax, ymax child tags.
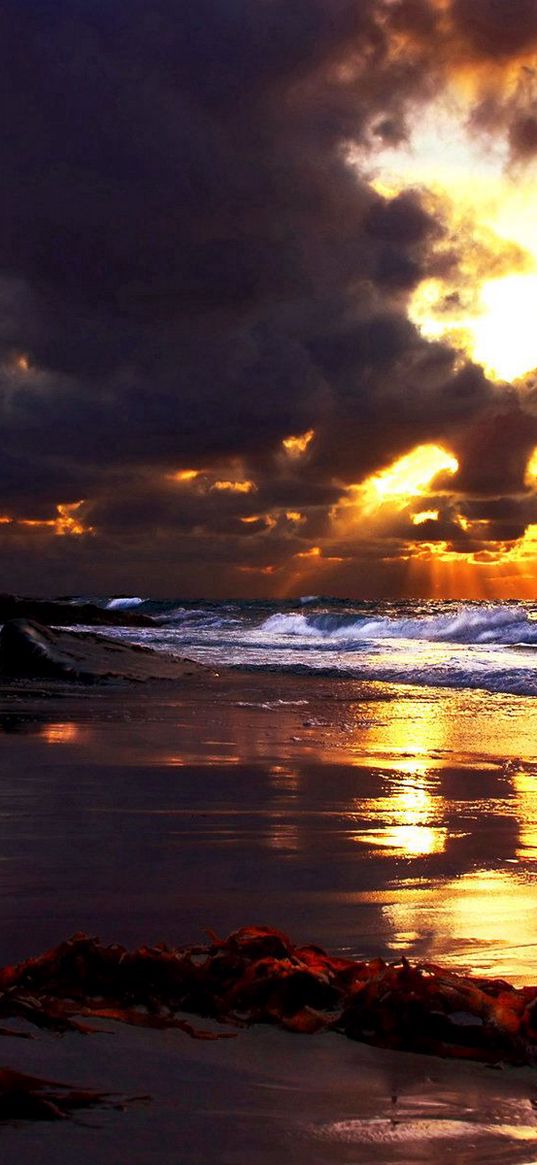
<box><xmin>1</xmin><ymin>924</ymin><xmax>537</xmax><ymax>1121</ymax></box>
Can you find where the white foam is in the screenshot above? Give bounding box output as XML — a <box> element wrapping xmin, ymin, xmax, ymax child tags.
<box><xmin>106</xmin><ymin>596</ymin><xmax>145</xmax><ymax>610</ymax></box>
<box><xmin>258</xmin><ymin>605</ymin><xmax>537</xmax><ymax>646</ymax></box>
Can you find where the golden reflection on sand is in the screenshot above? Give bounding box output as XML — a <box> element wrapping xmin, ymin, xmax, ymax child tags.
<box><xmin>29</xmin><ymin>681</ymin><xmax>529</xmax><ymax>774</ymax></box>
<box><xmin>163</xmin><ymin>752</ymin><xmax>242</xmax><ymax>765</ymax></box>
<box><xmin>353</xmin><ymin>824</ymin><xmax>447</xmax><ymax>857</ymax></box>
<box><xmin>40</xmin><ymin>722</ymin><xmax>85</xmax><ymax>745</ymax></box>
<box><xmin>512</xmin><ymin>769</ymin><xmax>537</xmax><ymax>861</ymax></box>
<box><xmin>268</xmin><ymin>765</ymin><xmax>302</xmax><ymax>794</ymax></box>
<box><xmin>383</xmin><ymin>867</ymin><xmax>537</xmax><ymax>983</ymax></box>
<box><xmin>344</xmin><ymin>690</ymin><xmax>450</xmax><ymax>772</ymax></box>
<box><xmin>351</xmin><ymin>770</ymin><xmax>447</xmax><ymax>857</ymax></box>
<box><xmin>344</xmin><ymin>690</ymin><xmax>450</xmax><ymax>858</ymax></box>
<box><xmin>265</xmin><ymin>822</ymin><xmax>301</xmax><ymax>854</ymax></box>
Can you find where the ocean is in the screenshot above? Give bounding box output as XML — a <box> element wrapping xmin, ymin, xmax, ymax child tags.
<box><xmin>79</xmin><ymin>596</ymin><xmax>537</xmax><ymax>696</ymax></box>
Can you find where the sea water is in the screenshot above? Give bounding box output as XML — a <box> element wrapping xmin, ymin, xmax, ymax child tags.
<box><xmin>77</xmin><ymin>597</ymin><xmax>537</xmax><ymax>696</ymax></box>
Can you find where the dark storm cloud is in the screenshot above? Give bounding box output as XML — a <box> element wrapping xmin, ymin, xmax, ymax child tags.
<box><xmin>449</xmin><ymin>405</ymin><xmax>537</xmax><ymax>497</ymax></box>
<box><xmin>450</xmin><ymin>0</ymin><xmax>537</xmax><ymax>60</ymax></box>
<box><xmin>0</xmin><ymin>0</ymin><xmax>536</xmax><ymax>592</ymax></box>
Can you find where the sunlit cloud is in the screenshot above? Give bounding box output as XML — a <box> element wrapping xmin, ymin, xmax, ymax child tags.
<box><xmin>402</xmin><ymin>520</ymin><xmax>537</xmax><ymax>600</ymax></box>
<box><xmin>412</xmin><ymin>509</ymin><xmax>439</xmax><ymax>525</ymax></box>
<box><xmin>410</xmin><ymin>271</ymin><xmax>537</xmax><ymax>382</ymax></box>
<box><xmin>356</xmin><ymin>91</ymin><xmax>537</xmax><ymax>384</ymax></box>
<box><xmin>17</xmin><ymin>501</ymin><xmax>93</xmax><ymax>537</ymax></box>
<box><xmin>282</xmin><ymin>429</ymin><xmax>315</xmax><ymax>457</ymax></box>
<box><xmin>296</xmin><ymin>545</ymin><xmax>321</xmax><ymax>559</ymax></box>
<box><xmin>238</xmin><ymin>563</ymin><xmax>278</xmax><ymax>575</ymax></box>
<box><xmin>211</xmin><ymin>479</ymin><xmax>256</xmax><ymax>494</ymax></box>
<box><xmin>240</xmin><ymin>513</ymin><xmax>277</xmax><ymax>529</ymax></box>
<box><xmin>168</xmin><ymin>469</ymin><xmax>201</xmax><ymax>483</ymax></box>
<box><xmin>359</xmin><ymin>444</ymin><xmax>458</xmax><ymax>514</ymax></box>
<box><xmin>525</xmin><ymin>447</ymin><xmax>537</xmax><ymax>487</ymax></box>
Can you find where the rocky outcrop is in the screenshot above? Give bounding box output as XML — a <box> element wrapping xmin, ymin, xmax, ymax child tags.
<box><xmin>0</xmin><ymin>619</ymin><xmax>209</xmax><ymax>683</ymax></box>
<box><xmin>0</xmin><ymin>594</ymin><xmax>154</xmax><ymax>627</ymax></box>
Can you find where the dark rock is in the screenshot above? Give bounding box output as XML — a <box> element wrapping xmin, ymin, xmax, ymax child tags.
<box><xmin>0</xmin><ymin>619</ymin><xmax>209</xmax><ymax>683</ymax></box>
<box><xmin>0</xmin><ymin>594</ymin><xmax>154</xmax><ymax>627</ymax></box>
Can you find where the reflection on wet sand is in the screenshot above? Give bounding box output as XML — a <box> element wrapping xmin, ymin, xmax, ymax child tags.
<box><xmin>513</xmin><ymin>768</ymin><xmax>537</xmax><ymax>860</ymax></box>
<box><xmin>40</xmin><ymin>722</ymin><xmax>85</xmax><ymax>745</ymax></box>
<box><xmin>0</xmin><ymin>679</ymin><xmax>537</xmax><ymax>985</ymax></box>
<box><xmin>383</xmin><ymin>867</ymin><xmax>537</xmax><ymax>981</ymax></box>
<box><xmin>350</xmin><ymin>771</ymin><xmax>448</xmax><ymax>857</ymax></box>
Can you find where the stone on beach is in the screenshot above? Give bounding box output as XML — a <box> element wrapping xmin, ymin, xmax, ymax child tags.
<box><xmin>0</xmin><ymin>619</ymin><xmax>209</xmax><ymax>683</ymax></box>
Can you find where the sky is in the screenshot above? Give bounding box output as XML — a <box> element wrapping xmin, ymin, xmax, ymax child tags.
<box><xmin>4</xmin><ymin>0</ymin><xmax>537</xmax><ymax>599</ymax></box>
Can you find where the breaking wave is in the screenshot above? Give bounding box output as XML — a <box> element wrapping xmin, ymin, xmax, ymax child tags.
<box><xmin>257</xmin><ymin>605</ymin><xmax>537</xmax><ymax>646</ymax></box>
<box><xmin>87</xmin><ymin>597</ymin><xmax>537</xmax><ymax>697</ymax></box>
<box><xmin>106</xmin><ymin>596</ymin><xmax>145</xmax><ymax>610</ymax></box>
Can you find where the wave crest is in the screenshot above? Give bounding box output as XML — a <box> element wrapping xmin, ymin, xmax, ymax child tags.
<box><xmin>106</xmin><ymin>596</ymin><xmax>145</xmax><ymax>610</ymax></box>
<box><xmin>258</xmin><ymin>605</ymin><xmax>537</xmax><ymax>646</ymax></box>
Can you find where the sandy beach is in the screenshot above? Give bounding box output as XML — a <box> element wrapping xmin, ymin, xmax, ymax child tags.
<box><xmin>0</xmin><ymin>670</ymin><xmax>536</xmax><ymax>1162</ymax></box>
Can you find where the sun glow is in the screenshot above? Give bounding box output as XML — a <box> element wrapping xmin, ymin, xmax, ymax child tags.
<box><xmin>411</xmin><ymin>272</ymin><xmax>537</xmax><ymax>382</ymax></box>
<box><xmin>402</xmin><ymin>520</ymin><xmax>537</xmax><ymax>599</ymax></box>
<box><xmin>360</xmin><ymin>445</ymin><xmax>458</xmax><ymax>513</ymax></box>
<box><xmin>359</xmin><ymin>94</ymin><xmax>537</xmax><ymax>383</ymax></box>
<box><xmin>465</xmin><ymin>274</ymin><xmax>537</xmax><ymax>381</ymax></box>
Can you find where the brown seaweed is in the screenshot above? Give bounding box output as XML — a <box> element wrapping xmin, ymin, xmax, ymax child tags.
<box><xmin>3</xmin><ymin>924</ymin><xmax>537</xmax><ymax>1124</ymax></box>
<box><xmin>1</xmin><ymin>925</ymin><xmax>537</xmax><ymax>1068</ymax></box>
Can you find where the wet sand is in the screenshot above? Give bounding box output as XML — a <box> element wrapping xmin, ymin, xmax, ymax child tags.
<box><xmin>0</xmin><ymin>672</ymin><xmax>537</xmax><ymax>1161</ymax></box>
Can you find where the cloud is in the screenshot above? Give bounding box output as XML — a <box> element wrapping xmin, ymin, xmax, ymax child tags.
<box><xmin>450</xmin><ymin>0</ymin><xmax>537</xmax><ymax>61</ymax></box>
<box><xmin>0</xmin><ymin>0</ymin><xmax>536</xmax><ymax>594</ymax></box>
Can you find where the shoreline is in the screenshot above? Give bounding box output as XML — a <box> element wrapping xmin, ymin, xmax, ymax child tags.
<box><xmin>0</xmin><ymin>667</ymin><xmax>536</xmax><ymax>1160</ymax></box>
